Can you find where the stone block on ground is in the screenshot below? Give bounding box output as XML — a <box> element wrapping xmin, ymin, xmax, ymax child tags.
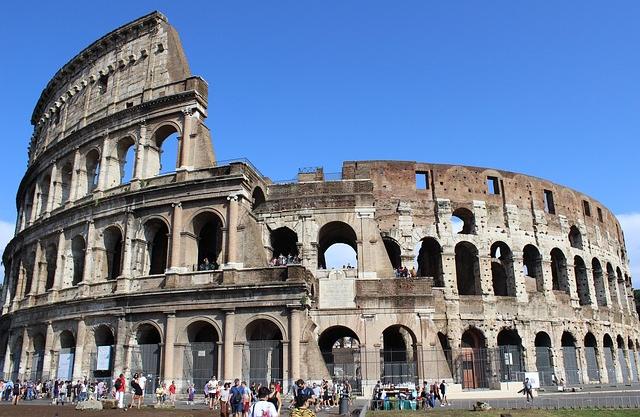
<box><xmin>101</xmin><ymin>398</ymin><xmax>118</xmax><ymax>409</ymax></box>
<box><xmin>76</xmin><ymin>398</ymin><xmax>103</xmax><ymax>410</ymax></box>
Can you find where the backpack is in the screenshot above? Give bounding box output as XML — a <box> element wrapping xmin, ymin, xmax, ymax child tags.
<box><xmin>114</xmin><ymin>378</ymin><xmax>122</xmax><ymax>390</ymax></box>
<box><xmin>232</xmin><ymin>387</ymin><xmax>242</xmax><ymax>404</ymax></box>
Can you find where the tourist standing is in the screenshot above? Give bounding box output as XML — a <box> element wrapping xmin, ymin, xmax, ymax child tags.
<box><xmin>169</xmin><ymin>380</ymin><xmax>177</xmax><ymax>405</ymax></box>
<box><xmin>230</xmin><ymin>379</ymin><xmax>244</xmax><ymax>417</ymax></box>
<box><xmin>290</xmin><ymin>393</ymin><xmax>315</xmax><ymax>417</ymax></box>
<box><xmin>114</xmin><ymin>373</ymin><xmax>126</xmax><ymax>409</ymax></box>
<box><xmin>248</xmin><ymin>386</ymin><xmax>278</xmax><ymax>417</ymax></box>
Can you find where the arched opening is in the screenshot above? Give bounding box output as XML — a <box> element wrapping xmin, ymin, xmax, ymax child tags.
<box><xmin>270</xmin><ymin>227</ymin><xmax>299</xmax><ymax>265</ymax></box>
<box><xmin>317</xmin><ymin>221</ymin><xmax>358</xmax><ymax>269</ymax></box>
<box><xmin>71</xmin><ymin>235</ymin><xmax>86</xmax><ymax>286</ymax></box>
<box><xmin>416</xmin><ymin>237</ymin><xmax>443</xmax><ymax>286</ymax></box>
<box><xmin>244</xmin><ymin>319</ymin><xmax>283</xmax><ymax>386</ymax></box>
<box><xmin>573</xmin><ymin>256</ymin><xmax>591</xmax><ymax>306</ymax></box>
<box><xmin>103</xmin><ymin>226</ymin><xmax>123</xmax><ymax>280</ymax></box>
<box><xmin>584</xmin><ymin>332</ymin><xmax>600</xmax><ymax>383</ymax></box>
<box><xmin>381</xmin><ymin>325</ymin><xmax>417</xmax><ymax>385</ymax></box>
<box><xmin>436</xmin><ymin>332</ymin><xmax>453</xmax><ymax>378</ymax></box>
<box><xmin>155</xmin><ymin>126</ymin><xmax>179</xmax><ymax>176</ymax></box>
<box><xmin>569</xmin><ymin>226</ymin><xmax>583</xmax><ymax>250</ymax></box>
<box><xmin>534</xmin><ymin>332</ymin><xmax>554</xmax><ymax>386</ymax></box>
<box><xmin>455</xmin><ymin>242</ymin><xmax>481</xmax><ymax>295</ymax></box>
<box><xmin>561</xmin><ymin>331</ymin><xmax>580</xmax><ymax>384</ymax></box>
<box><xmin>145</xmin><ymin>219</ymin><xmax>169</xmax><ymax>275</ymax></box>
<box><xmin>23</xmin><ymin>186</ymin><xmax>36</xmax><ymax>226</ymax></box>
<box><xmin>629</xmin><ymin>338</ymin><xmax>639</xmax><ymax>383</ymax></box>
<box><xmin>44</xmin><ymin>243</ymin><xmax>58</xmax><ymax>291</ymax></box>
<box><xmin>551</xmin><ymin>248</ymin><xmax>569</xmax><ymax>293</ymax></box>
<box><xmin>192</xmin><ymin>212</ymin><xmax>223</xmax><ymax>270</ymax></box>
<box><xmin>31</xmin><ymin>333</ymin><xmax>46</xmax><ymax>381</ymax></box>
<box><xmin>607</xmin><ymin>263</ymin><xmax>619</xmax><ymax>307</ymax></box>
<box><xmin>131</xmin><ymin>324</ymin><xmax>161</xmax><ymax>394</ymax></box>
<box><xmin>92</xmin><ymin>325</ymin><xmax>115</xmax><ymax>378</ymax></box>
<box><xmin>252</xmin><ymin>187</ymin><xmax>266</xmax><ymax>211</ymax></box>
<box><xmin>603</xmin><ymin>334</ymin><xmax>616</xmax><ymax>383</ymax></box>
<box><xmin>458</xmin><ymin>328</ymin><xmax>488</xmax><ymax>389</ymax></box>
<box><xmin>318</xmin><ymin>326</ymin><xmax>361</xmax><ymax>393</ymax></box>
<box><xmin>523</xmin><ymin>244</ymin><xmax>544</xmax><ymax>292</ymax></box>
<box><xmin>57</xmin><ymin>330</ymin><xmax>76</xmax><ymax>380</ymax></box>
<box><xmin>382</xmin><ymin>236</ymin><xmax>401</xmax><ymax>270</ymax></box>
<box><xmin>23</xmin><ymin>252</ymin><xmax>35</xmax><ymax>296</ymax></box>
<box><xmin>183</xmin><ymin>321</ymin><xmax>219</xmax><ymax>390</ymax></box>
<box><xmin>491</xmin><ymin>242</ymin><xmax>516</xmax><ymax>297</ymax></box>
<box><xmin>38</xmin><ymin>174</ymin><xmax>51</xmax><ymax>217</ymax></box>
<box><xmin>85</xmin><ymin>149</ymin><xmax>101</xmax><ymax>195</ymax></box>
<box><xmin>591</xmin><ymin>258</ymin><xmax>607</xmax><ymax>307</ymax></box>
<box><xmin>617</xmin><ymin>335</ymin><xmax>630</xmax><ymax>384</ymax></box>
<box><xmin>616</xmin><ymin>267</ymin><xmax>627</xmax><ymax>310</ymax></box>
<box><xmin>451</xmin><ymin>207</ymin><xmax>475</xmax><ymax>234</ymax></box>
<box><xmin>497</xmin><ymin>329</ymin><xmax>524</xmax><ymax>381</ymax></box>
<box><xmin>59</xmin><ymin>162</ymin><xmax>74</xmax><ymax>205</ymax></box>
<box><xmin>115</xmin><ymin>137</ymin><xmax>136</xmax><ymax>185</ymax></box>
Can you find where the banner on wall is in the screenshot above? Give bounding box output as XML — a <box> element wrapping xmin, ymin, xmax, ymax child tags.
<box><xmin>96</xmin><ymin>346</ymin><xmax>112</xmax><ymax>371</ymax></box>
<box><xmin>57</xmin><ymin>352</ymin><xmax>74</xmax><ymax>380</ymax></box>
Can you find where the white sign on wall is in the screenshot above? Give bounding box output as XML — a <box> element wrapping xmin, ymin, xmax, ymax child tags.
<box><xmin>96</xmin><ymin>346</ymin><xmax>111</xmax><ymax>371</ymax></box>
<box><xmin>524</xmin><ymin>372</ymin><xmax>541</xmax><ymax>389</ymax></box>
<box><xmin>57</xmin><ymin>352</ymin><xmax>74</xmax><ymax>380</ymax></box>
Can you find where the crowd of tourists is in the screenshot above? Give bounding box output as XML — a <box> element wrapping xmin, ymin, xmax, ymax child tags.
<box><xmin>270</xmin><ymin>254</ymin><xmax>301</xmax><ymax>266</ymax></box>
<box><xmin>371</xmin><ymin>380</ymin><xmax>450</xmax><ymax>409</ymax></box>
<box><xmin>198</xmin><ymin>257</ymin><xmax>220</xmax><ymax>271</ymax></box>
<box><xmin>394</xmin><ymin>266</ymin><xmax>417</xmax><ymax>278</ymax></box>
<box><xmin>0</xmin><ymin>377</ymin><xmax>109</xmax><ymax>405</ymax></box>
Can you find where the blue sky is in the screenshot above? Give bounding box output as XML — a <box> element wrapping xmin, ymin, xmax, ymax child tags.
<box><xmin>0</xmin><ymin>1</ymin><xmax>639</xmax><ymax>285</ymax></box>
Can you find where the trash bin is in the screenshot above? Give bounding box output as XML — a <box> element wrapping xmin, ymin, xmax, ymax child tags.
<box><xmin>339</xmin><ymin>396</ymin><xmax>350</xmax><ymax>415</ymax></box>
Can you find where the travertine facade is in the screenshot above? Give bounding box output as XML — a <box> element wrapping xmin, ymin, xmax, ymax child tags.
<box><xmin>1</xmin><ymin>12</ymin><xmax>639</xmax><ymax>395</ymax></box>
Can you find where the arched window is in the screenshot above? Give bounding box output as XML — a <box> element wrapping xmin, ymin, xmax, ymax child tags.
<box><xmin>490</xmin><ymin>242</ymin><xmax>515</xmax><ymax>297</ymax></box>
<box><xmin>71</xmin><ymin>235</ymin><xmax>86</xmax><ymax>286</ymax></box>
<box><xmin>382</xmin><ymin>236</ymin><xmax>401</xmax><ymax>270</ymax></box>
<box><xmin>149</xmin><ymin>125</ymin><xmax>180</xmax><ymax>176</ymax></box>
<box><xmin>270</xmin><ymin>227</ymin><xmax>299</xmax><ymax>262</ymax></box>
<box><xmin>617</xmin><ymin>335</ymin><xmax>631</xmax><ymax>384</ymax></box>
<box><xmin>145</xmin><ymin>220</ymin><xmax>169</xmax><ymax>275</ymax></box>
<box><xmin>603</xmin><ymin>334</ymin><xmax>616</xmax><ymax>383</ymax></box>
<box><xmin>616</xmin><ymin>267</ymin><xmax>627</xmax><ymax>310</ymax></box>
<box><xmin>192</xmin><ymin>212</ymin><xmax>223</xmax><ymax>270</ymax></box>
<box><xmin>59</xmin><ymin>162</ymin><xmax>74</xmax><ymax>205</ymax></box>
<box><xmin>23</xmin><ymin>186</ymin><xmax>36</xmax><ymax>226</ymax></box>
<box><xmin>561</xmin><ymin>331</ymin><xmax>580</xmax><ymax>384</ymax></box>
<box><xmin>455</xmin><ymin>242</ymin><xmax>480</xmax><ymax>295</ymax></box>
<box><xmin>459</xmin><ymin>328</ymin><xmax>489</xmax><ymax>389</ymax></box>
<box><xmin>606</xmin><ymin>263</ymin><xmax>619</xmax><ymax>307</ymax></box>
<box><xmin>317</xmin><ymin>221</ymin><xmax>358</xmax><ymax>269</ymax></box>
<box><xmin>103</xmin><ymin>226</ymin><xmax>123</xmax><ymax>280</ymax></box>
<box><xmin>591</xmin><ymin>258</ymin><xmax>607</xmax><ymax>307</ymax></box>
<box><xmin>534</xmin><ymin>332</ymin><xmax>554</xmax><ymax>386</ymax></box>
<box><xmin>416</xmin><ymin>237</ymin><xmax>443</xmax><ymax>286</ymax></box>
<box><xmin>44</xmin><ymin>243</ymin><xmax>58</xmax><ymax>291</ymax></box>
<box><xmin>569</xmin><ymin>226</ymin><xmax>583</xmax><ymax>250</ymax></box>
<box><xmin>107</xmin><ymin>137</ymin><xmax>135</xmax><ymax>187</ymax></box>
<box><xmin>131</xmin><ymin>324</ymin><xmax>161</xmax><ymax>386</ymax></box>
<box><xmin>184</xmin><ymin>321</ymin><xmax>220</xmax><ymax>389</ymax></box>
<box><xmin>245</xmin><ymin>319</ymin><xmax>283</xmax><ymax>386</ymax></box>
<box><xmin>574</xmin><ymin>256</ymin><xmax>590</xmax><ymax>306</ymax></box>
<box><xmin>584</xmin><ymin>332</ymin><xmax>600</xmax><ymax>383</ymax></box>
<box><xmin>38</xmin><ymin>174</ymin><xmax>51</xmax><ymax>217</ymax></box>
<box><xmin>57</xmin><ymin>330</ymin><xmax>76</xmax><ymax>381</ymax></box>
<box><xmin>318</xmin><ymin>326</ymin><xmax>361</xmax><ymax>391</ymax></box>
<box><xmin>381</xmin><ymin>325</ymin><xmax>417</xmax><ymax>385</ymax></box>
<box><xmin>252</xmin><ymin>187</ymin><xmax>266</xmax><ymax>211</ymax></box>
<box><xmin>497</xmin><ymin>329</ymin><xmax>524</xmax><ymax>381</ymax></box>
<box><xmin>93</xmin><ymin>325</ymin><xmax>115</xmax><ymax>377</ymax></box>
<box><xmin>31</xmin><ymin>333</ymin><xmax>45</xmax><ymax>381</ymax></box>
<box><xmin>551</xmin><ymin>248</ymin><xmax>569</xmax><ymax>293</ymax></box>
<box><xmin>85</xmin><ymin>149</ymin><xmax>101</xmax><ymax>194</ymax></box>
<box><xmin>523</xmin><ymin>244</ymin><xmax>543</xmax><ymax>292</ymax></box>
<box><xmin>451</xmin><ymin>208</ymin><xmax>475</xmax><ymax>234</ymax></box>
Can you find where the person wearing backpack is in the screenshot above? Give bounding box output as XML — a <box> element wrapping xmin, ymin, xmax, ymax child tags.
<box><xmin>114</xmin><ymin>373</ymin><xmax>126</xmax><ymax>409</ymax></box>
<box><xmin>248</xmin><ymin>386</ymin><xmax>278</xmax><ymax>417</ymax></box>
<box><xmin>230</xmin><ymin>379</ymin><xmax>245</xmax><ymax>417</ymax></box>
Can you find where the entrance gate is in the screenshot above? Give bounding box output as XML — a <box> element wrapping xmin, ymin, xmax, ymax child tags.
<box><xmin>604</xmin><ymin>348</ymin><xmax>616</xmax><ymax>383</ymax></box>
<box><xmin>562</xmin><ymin>346</ymin><xmax>580</xmax><ymax>385</ymax></box>
<box><xmin>584</xmin><ymin>347</ymin><xmax>600</xmax><ymax>383</ymax></box>
<box><xmin>183</xmin><ymin>342</ymin><xmax>217</xmax><ymax>390</ymax></box>
<box><xmin>322</xmin><ymin>348</ymin><xmax>361</xmax><ymax>394</ymax></box>
<box><xmin>130</xmin><ymin>344</ymin><xmax>161</xmax><ymax>395</ymax></box>
<box><xmin>456</xmin><ymin>349</ymin><xmax>489</xmax><ymax>389</ymax></box>
<box><xmin>535</xmin><ymin>347</ymin><xmax>554</xmax><ymax>386</ymax></box>
<box><xmin>243</xmin><ymin>340</ymin><xmax>283</xmax><ymax>386</ymax></box>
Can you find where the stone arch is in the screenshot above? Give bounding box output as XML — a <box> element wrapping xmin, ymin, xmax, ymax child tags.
<box><xmin>91</xmin><ymin>324</ymin><xmax>115</xmax><ymax>377</ymax></box>
<box><xmin>551</xmin><ymin>248</ymin><xmax>569</xmax><ymax>293</ymax></box>
<box><xmin>458</xmin><ymin>327</ymin><xmax>489</xmax><ymax>389</ymax></box>
<box><xmin>103</xmin><ymin>225</ymin><xmax>123</xmax><ymax>280</ymax></box>
<box><xmin>129</xmin><ymin>321</ymin><xmax>164</xmax><ymax>346</ymax></box>
<box><xmin>491</xmin><ymin>242</ymin><xmax>516</xmax><ymax>297</ymax></box>
<box><xmin>243</xmin><ymin>317</ymin><xmax>285</xmax><ymax>385</ymax></box>
<box><xmin>129</xmin><ymin>321</ymin><xmax>162</xmax><ymax>384</ymax></box>
<box><xmin>252</xmin><ymin>186</ymin><xmax>266</xmax><ymax>211</ymax></box>
<box><xmin>569</xmin><ymin>226</ymin><xmax>583</xmax><ymax>250</ymax></box>
<box><xmin>189</xmin><ymin>210</ymin><xmax>224</xmax><ymax>270</ymax></box>
<box><xmin>178</xmin><ymin>317</ymin><xmax>223</xmax><ymax>345</ymax></box>
<box><xmin>584</xmin><ymin>331</ymin><xmax>600</xmax><ymax>383</ymax></box>
<box><xmin>317</xmin><ymin>221</ymin><xmax>358</xmax><ymax>269</ymax></box>
<box><xmin>497</xmin><ymin>328</ymin><xmax>524</xmax><ymax>381</ymax></box>
<box><xmin>22</xmin><ymin>185</ymin><xmax>36</xmax><ymax>226</ymax></box>
<box><xmin>270</xmin><ymin>226</ymin><xmax>299</xmax><ymax>260</ymax></box>
<box><xmin>149</xmin><ymin>123</ymin><xmax>180</xmax><ymax>176</ymax></box>
<box><xmin>144</xmin><ymin>218</ymin><xmax>169</xmax><ymax>275</ymax></box>
<box><xmin>83</xmin><ymin>148</ymin><xmax>101</xmax><ymax>195</ymax></box>
<box><xmin>523</xmin><ymin>244</ymin><xmax>543</xmax><ymax>292</ymax></box>
<box><xmin>561</xmin><ymin>330</ymin><xmax>580</xmax><ymax>384</ymax></box>
<box><xmin>602</xmin><ymin>333</ymin><xmax>616</xmax><ymax>383</ymax></box>
<box><xmin>71</xmin><ymin>235</ymin><xmax>86</xmax><ymax>286</ymax></box>
<box><xmin>318</xmin><ymin>326</ymin><xmax>362</xmax><ymax>390</ymax></box>
<box><xmin>451</xmin><ymin>207</ymin><xmax>475</xmax><ymax>234</ymax></box>
<box><xmin>31</xmin><ymin>332</ymin><xmax>46</xmax><ymax>381</ymax></box>
<box><xmin>616</xmin><ymin>267</ymin><xmax>627</xmax><ymax>309</ymax></box>
<box><xmin>59</xmin><ymin>160</ymin><xmax>74</xmax><ymax>205</ymax></box>
<box><xmin>381</xmin><ymin>324</ymin><xmax>418</xmax><ymax>384</ymax></box>
<box><xmin>108</xmin><ymin>135</ymin><xmax>136</xmax><ymax>187</ymax></box>
<box><xmin>382</xmin><ymin>236</ymin><xmax>401</xmax><ymax>270</ymax></box>
<box><xmin>573</xmin><ymin>256</ymin><xmax>591</xmax><ymax>306</ymax></box>
<box><xmin>183</xmin><ymin>319</ymin><xmax>221</xmax><ymax>388</ymax></box>
<box><xmin>416</xmin><ymin>237</ymin><xmax>443</xmax><ymax>285</ymax></box>
<box><xmin>37</xmin><ymin>172</ymin><xmax>51</xmax><ymax>217</ymax></box>
<box><xmin>44</xmin><ymin>241</ymin><xmax>58</xmax><ymax>290</ymax></box>
<box><xmin>591</xmin><ymin>258</ymin><xmax>607</xmax><ymax>307</ymax></box>
<box><xmin>606</xmin><ymin>262</ymin><xmax>619</xmax><ymax>306</ymax></box>
<box><xmin>455</xmin><ymin>241</ymin><xmax>481</xmax><ymax>295</ymax></box>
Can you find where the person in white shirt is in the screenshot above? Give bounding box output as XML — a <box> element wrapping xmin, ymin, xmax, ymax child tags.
<box><xmin>249</xmin><ymin>386</ymin><xmax>278</xmax><ymax>417</ymax></box>
<box><xmin>139</xmin><ymin>374</ymin><xmax>147</xmax><ymax>395</ymax></box>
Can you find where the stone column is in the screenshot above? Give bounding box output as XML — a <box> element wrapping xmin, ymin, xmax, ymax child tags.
<box><xmin>613</xmin><ymin>345</ymin><xmax>623</xmax><ymax>383</ymax></box>
<box><xmin>2</xmin><ymin>333</ymin><xmax>11</xmax><ymax>378</ymax></box>
<box><xmin>289</xmin><ymin>308</ymin><xmax>301</xmax><ymax>382</ymax></box>
<box><xmin>33</xmin><ymin>240</ymin><xmax>45</xmax><ymax>295</ymax></box>
<box><xmin>97</xmin><ymin>137</ymin><xmax>110</xmax><ymax>191</ymax></box>
<box><xmin>72</xmin><ymin>319</ymin><xmax>86</xmax><ymax>380</ymax></box>
<box><xmin>120</xmin><ymin>209</ymin><xmax>135</xmax><ymax>277</ymax></box>
<box><xmin>53</xmin><ymin>230</ymin><xmax>66</xmax><ymax>290</ymax></box>
<box><xmin>223</xmin><ymin>310</ymin><xmax>235</xmax><ymax>380</ymax></box>
<box><xmin>42</xmin><ymin>322</ymin><xmax>54</xmax><ymax>379</ymax></box>
<box><xmin>133</xmin><ymin>122</ymin><xmax>147</xmax><ymax>180</ymax></box>
<box><xmin>82</xmin><ymin>221</ymin><xmax>95</xmax><ymax>284</ymax></box>
<box><xmin>168</xmin><ymin>203</ymin><xmax>183</xmax><ymax>270</ymax></box>
<box><xmin>225</xmin><ymin>195</ymin><xmax>239</xmax><ymax>267</ymax></box>
<box><xmin>179</xmin><ymin>109</ymin><xmax>194</xmax><ymax>169</ymax></box>
<box><xmin>163</xmin><ymin>313</ymin><xmax>176</xmax><ymax>380</ymax></box>
<box><xmin>18</xmin><ymin>327</ymin><xmax>30</xmax><ymax>378</ymax></box>
<box><xmin>113</xmin><ymin>315</ymin><xmax>127</xmax><ymax>375</ymax></box>
<box><xmin>45</xmin><ymin>163</ymin><xmax>58</xmax><ymax>214</ymax></box>
<box><xmin>69</xmin><ymin>148</ymin><xmax>81</xmax><ymax>202</ymax></box>
<box><xmin>30</xmin><ymin>182</ymin><xmax>40</xmax><ymax>224</ymax></box>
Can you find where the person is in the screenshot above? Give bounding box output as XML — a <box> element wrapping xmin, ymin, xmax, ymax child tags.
<box><xmin>439</xmin><ymin>380</ymin><xmax>449</xmax><ymax>406</ymax></box>
<box><xmin>187</xmin><ymin>383</ymin><xmax>195</xmax><ymax>405</ymax></box>
<box><xmin>230</xmin><ymin>379</ymin><xmax>245</xmax><ymax>417</ymax></box>
<box><xmin>523</xmin><ymin>377</ymin><xmax>534</xmax><ymax>402</ymax></box>
<box><xmin>206</xmin><ymin>376</ymin><xmax>218</xmax><ymax>410</ymax></box>
<box><xmin>220</xmin><ymin>382</ymin><xmax>231</xmax><ymax>417</ymax></box>
<box><xmin>139</xmin><ymin>373</ymin><xmax>147</xmax><ymax>398</ymax></box>
<box><xmin>311</xmin><ymin>383</ymin><xmax>321</xmax><ymax>412</ymax></box>
<box><xmin>267</xmin><ymin>382</ymin><xmax>282</xmax><ymax>415</ymax></box>
<box><xmin>59</xmin><ymin>381</ymin><xmax>67</xmax><ymax>406</ymax></box>
<box><xmin>114</xmin><ymin>373</ymin><xmax>126</xmax><ymax>409</ymax></box>
<box><xmin>12</xmin><ymin>380</ymin><xmax>21</xmax><ymax>405</ymax></box>
<box><xmin>249</xmin><ymin>386</ymin><xmax>278</xmax><ymax>417</ymax></box>
<box><xmin>242</xmin><ymin>381</ymin><xmax>252</xmax><ymax>417</ymax></box>
<box><xmin>169</xmin><ymin>380</ymin><xmax>177</xmax><ymax>405</ymax></box>
<box><xmin>290</xmin><ymin>393</ymin><xmax>315</xmax><ymax>417</ymax></box>
<box><xmin>155</xmin><ymin>383</ymin><xmax>166</xmax><ymax>404</ymax></box>
<box><xmin>129</xmin><ymin>373</ymin><xmax>144</xmax><ymax>409</ymax></box>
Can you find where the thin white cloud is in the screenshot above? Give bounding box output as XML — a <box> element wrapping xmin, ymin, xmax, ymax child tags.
<box><xmin>0</xmin><ymin>220</ymin><xmax>15</xmax><ymax>284</ymax></box>
<box><xmin>617</xmin><ymin>213</ymin><xmax>640</xmax><ymax>289</ymax></box>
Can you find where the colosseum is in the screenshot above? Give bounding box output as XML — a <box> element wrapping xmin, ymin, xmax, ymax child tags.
<box><xmin>1</xmin><ymin>11</ymin><xmax>638</xmax><ymax>396</ymax></box>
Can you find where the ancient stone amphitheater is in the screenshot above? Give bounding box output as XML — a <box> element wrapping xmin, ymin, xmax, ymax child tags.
<box><xmin>1</xmin><ymin>11</ymin><xmax>638</xmax><ymax>395</ymax></box>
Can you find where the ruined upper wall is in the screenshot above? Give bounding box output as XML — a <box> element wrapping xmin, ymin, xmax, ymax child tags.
<box><xmin>28</xmin><ymin>11</ymin><xmax>191</xmax><ymax>164</ymax></box>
